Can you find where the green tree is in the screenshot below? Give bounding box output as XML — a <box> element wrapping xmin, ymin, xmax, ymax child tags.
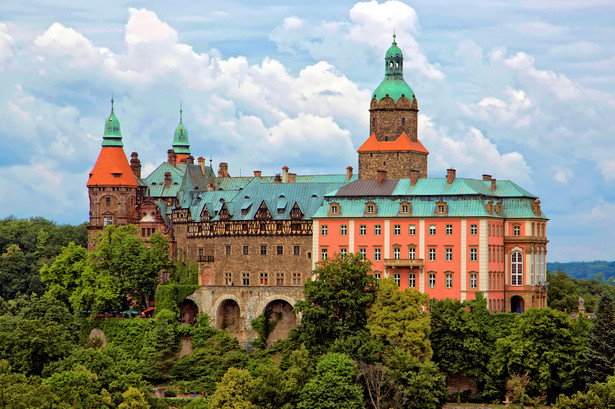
<box><xmin>430</xmin><ymin>296</ymin><xmax>494</xmax><ymax>393</ymax></box>
<box><xmin>585</xmin><ymin>293</ymin><xmax>615</xmax><ymax>385</ymax></box>
<box><xmin>40</xmin><ymin>242</ymin><xmax>89</xmax><ymax>308</ymax></box>
<box><xmin>385</xmin><ymin>348</ymin><xmax>447</xmax><ymax>409</ymax></box>
<box><xmin>547</xmin><ymin>271</ymin><xmax>580</xmax><ymax>313</ymax></box>
<box><xmin>6</xmin><ymin>295</ymin><xmax>78</xmax><ymax>375</ymax></box>
<box><xmin>556</xmin><ymin>376</ymin><xmax>615</xmax><ymax>409</ymax></box>
<box><xmin>298</xmin><ymin>353</ymin><xmax>364</xmax><ymax>409</ymax></box>
<box><xmin>209</xmin><ymin>367</ymin><xmax>257</xmax><ymax>409</ymax></box>
<box><xmin>118</xmin><ymin>387</ymin><xmax>150</xmax><ymax>409</ymax></box>
<box><xmin>42</xmin><ymin>364</ymin><xmax>104</xmax><ymax>409</ymax></box>
<box><xmin>292</xmin><ymin>253</ymin><xmax>377</xmax><ymax>353</ymax></box>
<box><xmin>489</xmin><ymin>308</ymin><xmax>587</xmax><ymax>402</ymax></box>
<box><xmin>368</xmin><ymin>277</ymin><xmax>431</xmax><ymax>360</ymax></box>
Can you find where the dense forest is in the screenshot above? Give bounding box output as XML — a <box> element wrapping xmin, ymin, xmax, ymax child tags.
<box><xmin>1</xmin><ymin>217</ymin><xmax>615</xmax><ymax>408</ymax></box>
<box><xmin>548</xmin><ymin>261</ymin><xmax>615</xmax><ymax>283</ymax></box>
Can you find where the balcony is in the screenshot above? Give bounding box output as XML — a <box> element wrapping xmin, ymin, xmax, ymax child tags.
<box><xmin>383</xmin><ymin>258</ymin><xmax>424</xmax><ymax>268</ymax></box>
<box><xmin>197</xmin><ymin>255</ymin><xmax>215</xmax><ymax>263</ymax></box>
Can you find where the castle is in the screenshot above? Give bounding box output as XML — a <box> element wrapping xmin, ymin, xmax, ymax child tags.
<box><xmin>87</xmin><ymin>36</ymin><xmax>548</xmax><ymax>344</ymax></box>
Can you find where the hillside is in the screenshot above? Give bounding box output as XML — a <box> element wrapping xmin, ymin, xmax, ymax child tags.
<box><xmin>548</xmin><ymin>260</ymin><xmax>615</xmax><ymax>283</ymax></box>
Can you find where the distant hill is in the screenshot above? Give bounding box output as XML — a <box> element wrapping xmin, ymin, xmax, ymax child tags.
<box><xmin>548</xmin><ymin>261</ymin><xmax>615</xmax><ymax>283</ymax></box>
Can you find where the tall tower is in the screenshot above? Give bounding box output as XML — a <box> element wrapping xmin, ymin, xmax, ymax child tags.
<box><xmin>358</xmin><ymin>34</ymin><xmax>429</xmax><ymax>180</ymax></box>
<box><xmin>172</xmin><ymin>105</ymin><xmax>191</xmax><ymax>163</ymax></box>
<box><xmin>87</xmin><ymin>99</ymin><xmax>140</xmax><ymax>248</ymax></box>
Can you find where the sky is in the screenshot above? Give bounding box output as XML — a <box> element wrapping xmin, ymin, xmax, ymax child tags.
<box><xmin>0</xmin><ymin>0</ymin><xmax>614</xmax><ymax>262</ymax></box>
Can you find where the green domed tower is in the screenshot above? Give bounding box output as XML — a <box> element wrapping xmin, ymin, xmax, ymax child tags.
<box><xmin>358</xmin><ymin>34</ymin><xmax>428</xmax><ymax>180</ymax></box>
<box><xmin>369</xmin><ymin>33</ymin><xmax>419</xmax><ymax>143</ymax></box>
<box><xmin>172</xmin><ymin>105</ymin><xmax>191</xmax><ymax>161</ymax></box>
<box><xmin>102</xmin><ymin>98</ymin><xmax>124</xmax><ymax>147</ymax></box>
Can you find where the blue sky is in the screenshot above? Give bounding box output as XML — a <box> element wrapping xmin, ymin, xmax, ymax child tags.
<box><xmin>0</xmin><ymin>0</ymin><xmax>614</xmax><ymax>262</ymax></box>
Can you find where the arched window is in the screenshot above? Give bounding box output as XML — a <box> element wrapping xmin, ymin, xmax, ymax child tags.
<box><xmin>511</xmin><ymin>251</ymin><xmax>523</xmax><ymax>286</ymax></box>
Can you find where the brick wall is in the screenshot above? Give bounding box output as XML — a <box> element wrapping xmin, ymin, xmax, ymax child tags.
<box><xmin>358</xmin><ymin>150</ymin><xmax>428</xmax><ymax>180</ymax></box>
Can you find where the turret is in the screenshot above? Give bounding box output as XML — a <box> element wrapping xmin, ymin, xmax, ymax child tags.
<box><xmin>172</xmin><ymin>104</ymin><xmax>191</xmax><ymax>162</ymax></box>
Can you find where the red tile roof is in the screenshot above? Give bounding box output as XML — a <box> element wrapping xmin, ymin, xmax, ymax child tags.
<box><xmin>357</xmin><ymin>133</ymin><xmax>429</xmax><ymax>154</ymax></box>
<box><xmin>87</xmin><ymin>147</ymin><xmax>139</xmax><ymax>187</ymax></box>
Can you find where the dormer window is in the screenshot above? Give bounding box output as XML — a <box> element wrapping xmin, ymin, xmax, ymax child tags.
<box><xmin>435</xmin><ymin>201</ymin><xmax>448</xmax><ymax>215</ymax></box>
<box><xmin>399</xmin><ymin>201</ymin><xmax>411</xmax><ymax>215</ymax></box>
<box><xmin>365</xmin><ymin>201</ymin><xmax>377</xmax><ymax>215</ymax></box>
<box><xmin>328</xmin><ymin>202</ymin><xmax>341</xmax><ymax>216</ymax></box>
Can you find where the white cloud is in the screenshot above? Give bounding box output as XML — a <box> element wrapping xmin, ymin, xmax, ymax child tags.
<box><xmin>270</xmin><ymin>0</ymin><xmax>443</xmax><ymax>81</ymax></box>
<box><xmin>461</xmin><ymin>88</ymin><xmax>533</xmax><ymax>127</ymax></box>
<box><xmin>0</xmin><ymin>23</ymin><xmax>15</xmax><ymax>70</ymax></box>
<box><xmin>420</xmin><ymin>115</ymin><xmax>531</xmax><ymax>183</ymax></box>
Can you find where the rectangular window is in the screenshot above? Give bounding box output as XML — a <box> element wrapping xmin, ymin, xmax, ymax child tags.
<box><xmin>292</xmin><ymin>273</ymin><xmax>301</xmax><ymax>286</ymax></box>
<box><xmin>224</xmin><ymin>272</ymin><xmax>232</xmax><ymax>286</ymax></box>
<box><xmin>429</xmin><ymin>274</ymin><xmax>436</xmax><ymax>288</ymax></box>
<box><xmin>103</xmin><ymin>216</ymin><xmax>113</xmax><ymax>226</ymax></box>
<box><xmin>260</xmin><ymin>272</ymin><xmax>268</xmax><ymax>286</ymax></box>
<box><xmin>359</xmin><ymin>225</ymin><xmax>366</xmax><ymax>235</ymax></box>
<box><xmin>470</xmin><ymin>274</ymin><xmax>477</xmax><ymax>289</ymax></box>
<box><xmin>374</xmin><ymin>225</ymin><xmax>381</xmax><ymax>235</ymax></box>
<box><xmin>429</xmin><ymin>248</ymin><xmax>436</xmax><ymax>261</ymax></box>
<box><xmin>513</xmin><ymin>225</ymin><xmax>520</xmax><ymax>236</ymax></box>
<box><xmin>409</xmin><ymin>274</ymin><xmax>416</xmax><ymax>288</ymax></box>
<box><xmin>340</xmin><ymin>248</ymin><xmax>347</xmax><ymax>258</ymax></box>
<box><xmin>359</xmin><ymin>248</ymin><xmax>366</xmax><ymax>260</ymax></box>
<box><xmin>409</xmin><ymin>224</ymin><xmax>416</xmax><ymax>235</ymax></box>
<box><xmin>340</xmin><ymin>225</ymin><xmax>347</xmax><ymax>236</ymax></box>
<box><xmin>141</xmin><ymin>228</ymin><xmax>146</xmax><ymax>237</ymax></box>
<box><xmin>242</xmin><ymin>273</ymin><xmax>250</xmax><ymax>286</ymax></box>
<box><xmin>260</xmin><ymin>245</ymin><xmax>267</xmax><ymax>255</ymax></box>
<box><xmin>225</xmin><ymin>245</ymin><xmax>231</xmax><ymax>255</ymax></box>
<box><xmin>409</xmin><ymin>248</ymin><xmax>416</xmax><ymax>259</ymax></box>
<box><xmin>394</xmin><ymin>273</ymin><xmax>401</xmax><ymax>286</ymax></box>
<box><xmin>321</xmin><ymin>248</ymin><xmax>328</xmax><ymax>260</ymax></box>
<box><xmin>446</xmin><ymin>224</ymin><xmax>453</xmax><ymax>235</ymax></box>
<box><xmin>393</xmin><ymin>248</ymin><xmax>400</xmax><ymax>260</ymax></box>
<box><xmin>470</xmin><ymin>224</ymin><xmax>477</xmax><ymax>235</ymax></box>
<box><xmin>429</xmin><ymin>224</ymin><xmax>436</xmax><ymax>235</ymax></box>
<box><xmin>106</xmin><ymin>197</ymin><xmax>111</xmax><ymax>206</ymax></box>
<box><xmin>294</xmin><ymin>245</ymin><xmax>300</xmax><ymax>255</ymax></box>
<box><xmin>446</xmin><ymin>274</ymin><xmax>453</xmax><ymax>288</ymax></box>
<box><xmin>445</xmin><ymin>248</ymin><xmax>452</xmax><ymax>261</ymax></box>
<box><xmin>198</xmin><ymin>247</ymin><xmax>204</xmax><ymax>257</ymax></box>
<box><xmin>374</xmin><ymin>248</ymin><xmax>381</xmax><ymax>261</ymax></box>
<box><xmin>321</xmin><ymin>225</ymin><xmax>328</xmax><ymax>236</ymax></box>
<box><xmin>367</xmin><ymin>204</ymin><xmax>374</xmax><ymax>213</ymax></box>
<box><xmin>276</xmin><ymin>272</ymin><xmax>284</xmax><ymax>286</ymax></box>
<box><xmin>374</xmin><ymin>273</ymin><xmax>381</xmax><ymax>280</ymax></box>
<box><xmin>243</xmin><ymin>245</ymin><xmax>249</xmax><ymax>255</ymax></box>
<box><xmin>470</xmin><ymin>248</ymin><xmax>477</xmax><ymax>261</ymax></box>
<box><xmin>402</xmin><ymin>204</ymin><xmax>408</xmax><ymax>213</ymax></box>
<box><xmin>277</xmin><ymin>245</ymin><xmax>284</xmax><ymax>255</ymax></box>
<box><xmin>394</xmin><ymin>224</ymin><xmax>401</xmax><ymax>235</ymax></box>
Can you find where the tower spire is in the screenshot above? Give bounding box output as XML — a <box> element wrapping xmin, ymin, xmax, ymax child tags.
<box><xmin>102</xmin><ymin>96</ymin><xmax>123</xmax><ymax>147</ymax></box>
<box><xmin>172</xmin><ymin>102</ymin><xmax>191</xmax><ymax>159</ymax></box>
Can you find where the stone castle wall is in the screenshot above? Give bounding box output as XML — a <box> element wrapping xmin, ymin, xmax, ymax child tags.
<box><xmin>358</xmin><ymin>150</ymin><xmax>428</xmax><ymax>180</ymax></box>
<box><xmin>369</xmin><ymin>96</ymin><xmax>418</xmax><ymax>142</ymax></box>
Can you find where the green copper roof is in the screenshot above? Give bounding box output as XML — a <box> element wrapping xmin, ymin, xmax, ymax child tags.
<box><xmin>102</xmin><ymin>98</ymin><xmax>123</xmax><ymax>147</ymax></box>
<box><xmin>172</xmin><ymin>105</ymin><xmax>191</xmax><ymax>155</ymax></box>
<box><xmin>373</xmin><ymin>34</ymin><xmax>415</xmax><ymax>102</ymax></box>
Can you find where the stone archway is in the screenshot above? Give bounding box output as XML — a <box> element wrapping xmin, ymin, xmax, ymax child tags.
<box><xmin>511</xmin><ymin>295</ymin><xmax>525</xmax><ymax>313</ymax></box>
<box><xmin>216</xmin><ymin>299</ymin><xmax>241</xmax><ymax>333</ymax></box>
<box><xmin>263</xmin><ymin>299</ymin><xmax>296</xmax><ymax>346</ymax></box>
<box><xmin>179</xmin><ymin>299</ymin><xmax>198</xmax><ymax>325</ymax></box>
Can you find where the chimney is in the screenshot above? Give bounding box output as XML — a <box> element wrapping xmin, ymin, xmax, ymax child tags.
<box><xmin>164</xmin><ymin>171</ymin><xmax>171</xmax><ymax>187</ymax></box>
<box><xmin>288</xmin><ymin>173</ymin><xmax>296</xmax><ymax>183</ymax></box>
<box><xmin>282</xmin><ymin>166</ymin><xmax>289</xmax><ymax>183</ymax></box>
<box><xmin>207</xmin><ymin>182</ymin><xmax>215</xmax><ymax>192</ymax></box>
<box><xmin>218</xmin><ymin>162</ymin><xmax>229</xmax><ymax>177</ymax></box>
<box><xmin>130</xmin><ymin>152</ymin><xmax>141</xmax><ymax>179</ymax></box>
<box><xmin>377</xmin><ymin>170</ymin><xmax>387</xmax><ymax>184</ymax></box>
<box><xmin>482</xmin><ymin>174</ymin><xmax>492</xmax><ymax>181</ymax></box>
<box><xmin>198</xmin><ymin>157</ymin><xmax>206</xmax><ymax>175</ymax></box>
<box><xmin>346</xmin><ymin>166</ymin><xmax>353</xmax><ymax>181</ymax></box>
<box><xmin>491</xmin><ymin>178</ymin><xmax>497</xmax><ymax>191</ymax></box>
<box><xmin>254</xmin><ymin>170</ymin><xmax>263</xmax><ymax>179</ymax></box>
<box><xmin>167</xmin><ymin>149</ymin><xmax>177</xmax><ymax>166</ymax></box>
<box><xmin>446</xmin><ymin>168</ymin><xmax>456</xmax><ymax>184</ymax></box>
<box><xmin>410</xmin><ymin>169</ymin><xmax>419</xmax><ymax>186</ymax></box>
<box><xmin>274</xmin><ymin>174</ymin><xmax>282</xmax><ymax>184</ymax></box>
<box><xmin>186</xmin><ymin>155</ymin><xmax>194</xmax><ymax>165</ymax></box>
